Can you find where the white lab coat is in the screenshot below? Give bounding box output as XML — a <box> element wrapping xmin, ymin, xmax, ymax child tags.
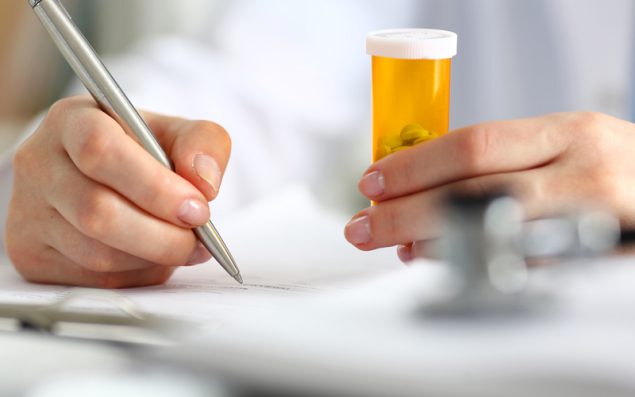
<box><xmin>1</xmin><ymin>0</ymin><xmax>633</xmax><ymax>255</ymax></box>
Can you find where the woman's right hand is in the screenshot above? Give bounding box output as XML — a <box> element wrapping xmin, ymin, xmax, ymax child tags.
<box><xmin>5</xmin><ymin>96</ymin><xmax>231</xmax><ymax>287</ymax></box>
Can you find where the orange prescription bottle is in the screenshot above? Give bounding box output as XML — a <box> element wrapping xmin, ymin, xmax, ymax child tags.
<box><xmin>366</xmin><ymin>29</ymin><xmax>458</xmax><ymax>162</ymax></box>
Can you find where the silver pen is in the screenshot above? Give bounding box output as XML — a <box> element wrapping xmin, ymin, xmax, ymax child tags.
<box><xmin>28</xmin><ymin>0</ymin><xmax>243</xmax><ymax>284</ymax></box>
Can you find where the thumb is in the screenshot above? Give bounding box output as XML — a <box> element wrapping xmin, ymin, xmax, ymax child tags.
<box><xmin>143</xmin><ymin>112</ymin><xmax>231</xmax><ymax>201</ymax></box>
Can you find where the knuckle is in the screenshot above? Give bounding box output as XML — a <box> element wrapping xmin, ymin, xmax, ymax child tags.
<box><xmin>567</xmin><ymin>111</ymin><xmax>615</xmax><ymax>146</ymax></box>
<box><xmin>73</xmin><ymin>122</ymin><xmax>115</xmax><ymax>175</ymax></box>
<box><xmin>457</xmin><ymin>125</ymin><xmax>492</xmax><ymax>173</ymax></box>
<box><xmin>46</xmin><ymin>97</ymin><xmax>90</xmax><ymax>128</ymax></box>
<box><xmin>47</xmin><ymin>98</ymin><xmax>76</xmax><ymax>122</ymax></box>
<box><xmin>570</xmin><ymin>111</ymin><xmax>608</xmax><ymax>131</ymax></box>
<box><xmin>74</xmin><ymin>190</ymin><xmax>120</xmax><ymax>240</ymax></box>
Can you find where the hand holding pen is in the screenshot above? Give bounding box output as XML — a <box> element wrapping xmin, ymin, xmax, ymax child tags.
<box><xmin>4</xmin><ymin>0</ymin><xmax>241</xmax><ymax>287</ymax></box>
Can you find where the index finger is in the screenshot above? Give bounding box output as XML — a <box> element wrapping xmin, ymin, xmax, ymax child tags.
<box><xmin>58</xmin><ymin>103</ymin><xmax>211</xmax><ymax>228</ymax></box>
<box><xmin>360</xmin><ymin>113</ymin><xmax>574</xmax><ymax>201</ymax></box>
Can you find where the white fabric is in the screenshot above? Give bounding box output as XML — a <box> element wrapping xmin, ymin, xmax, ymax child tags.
<box><xmin>0</xmin><ymin>0</ymin><xmax>633</xmax><ymax>255</ymax></box>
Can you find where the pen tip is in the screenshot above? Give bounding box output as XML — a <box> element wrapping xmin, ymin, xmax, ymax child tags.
<box><xmin>233</xmin><ymin>273</ymin><xmax>243</xmax><ymax>285</ymax></box>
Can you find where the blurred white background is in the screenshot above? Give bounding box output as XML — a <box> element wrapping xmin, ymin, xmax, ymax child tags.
<box><xmin>0</xmin><ymin>0</ymin><xmax>633</xmax><ymax>215</ymax></box>
<box><xmin>0</xmin><ymin>0</ymin><xmax>220</xmax><ymax>126</ymax></box>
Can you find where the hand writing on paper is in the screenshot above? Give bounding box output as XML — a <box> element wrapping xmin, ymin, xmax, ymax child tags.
<box><xmin>5</xmin><ymin>96</ymin><xmax>231</xmax><ymax>287</ymax></box>
<box><xmin>345</xmin><ymin>112</ymin><xmax>635</xmax><ymax>261</ymax></box>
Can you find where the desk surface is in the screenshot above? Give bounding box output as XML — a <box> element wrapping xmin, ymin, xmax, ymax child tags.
<box><xmin>1</xmin><ymin>185</ymin><xmax>635</xmax><ymax>396</ymax></box>
<box><xmin>2</xmin><ymin>255</ymin><xmax>635</xmax><ymax>397</ymax></box>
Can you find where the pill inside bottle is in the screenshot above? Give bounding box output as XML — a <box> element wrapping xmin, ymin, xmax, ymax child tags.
<box><xmin>366</xmin><ymin>29</ymin><xmax>458</xmax><ymax>162</ymax></box>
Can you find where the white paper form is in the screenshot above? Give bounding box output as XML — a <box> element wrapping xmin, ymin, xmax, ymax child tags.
<box><xmin>158</xmin><ymin>257</ymin><xmax>635</xmax><ymax>397</ymax></box>
<box><xmin>0</xmin><ymin>185</ymin><xmax>403</xmax><ymax>324</ymax></box>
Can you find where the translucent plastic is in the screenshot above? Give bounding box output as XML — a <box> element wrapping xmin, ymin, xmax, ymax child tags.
<box><xmin>371</xmin><ymin>56</ymin><xmax>452</xmax><ymax>161</ymax></box>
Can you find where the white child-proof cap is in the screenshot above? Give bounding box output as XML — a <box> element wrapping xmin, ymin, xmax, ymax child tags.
<box><xmin>366</xmin><ymin>29</ymin><xmax>457</xmax><ymax>59</ymax></box>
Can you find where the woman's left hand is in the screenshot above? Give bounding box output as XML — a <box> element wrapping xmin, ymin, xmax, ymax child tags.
<box><xmin>345</xmin><ymin>112</ymin><xmax>635</xmax><ymax>261</ymax></box>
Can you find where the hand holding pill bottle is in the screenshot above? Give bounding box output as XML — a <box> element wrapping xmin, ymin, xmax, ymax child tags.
<box><xmin>366</xmin><ymin>29</ymin><xmax>458</xmax><ymax>161</ymax></box>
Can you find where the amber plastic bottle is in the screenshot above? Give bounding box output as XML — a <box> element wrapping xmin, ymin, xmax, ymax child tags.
<box><xmin>367</xmin><ymin>29</ymin><xmax>457</xmax><ymax>161</ymax></box>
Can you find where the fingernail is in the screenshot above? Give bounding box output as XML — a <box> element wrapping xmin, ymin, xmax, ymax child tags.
<box><xmin>193</xmin><ymin>153</ymin><xmax>222</xmax><ymax>194</ymax></box>
<box><xmin>178</xmin><ymin>199</ymin><xmax>208</xmax><ymax>226</ymax></box>
<box><xmin>187</xmin><ymin>243</ymin><xmax>212</xmax><ymax>265</ymax></box>
<box><xmin>397</xmin><ymin>244</ymin><xmax>413</xmax><ymax>263</ymax></box>
<box><xmin>345</xmin><ymin>215</ymin><xmax>371</xmax><ymax>245</ymax></box>
<box><xmin>359</xmin><ymin>171</ymin><xmax>385</xmax><ymax>198</ymax></box>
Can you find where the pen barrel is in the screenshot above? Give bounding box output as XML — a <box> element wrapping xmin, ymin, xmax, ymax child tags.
<box><xmin>194</xmin><ymin>222</ymin><xmax>240</xmax><ymax>277</ymax></box>
<box><xmin>31</xmin><ymin>0</ymin><xmax>172</xmax><ymax>169</ymax></box>
<box><xmin>30</xmin><ymin>0</ymin><xmax>242</xmax><ymax>282</ymax></box>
